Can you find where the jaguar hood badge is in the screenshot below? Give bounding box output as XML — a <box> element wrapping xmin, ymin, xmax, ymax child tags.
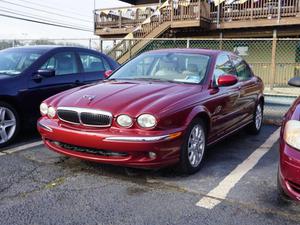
<box><xmin>82</xmin><ymin>95</ymin><xmax>96</xmax><ymax>102</ymax></box>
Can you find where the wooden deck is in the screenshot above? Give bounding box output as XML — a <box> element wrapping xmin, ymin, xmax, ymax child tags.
<box><xmin>94</xmin><ymin>0</ymin><xmax>300</xmax><ymax>37</ymax></box>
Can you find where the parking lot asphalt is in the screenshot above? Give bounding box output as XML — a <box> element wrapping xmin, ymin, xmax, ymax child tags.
<box><xmin>0</xmin><ymin>124</ymin><xmax>300</xmax><ymax>225</ymax></box>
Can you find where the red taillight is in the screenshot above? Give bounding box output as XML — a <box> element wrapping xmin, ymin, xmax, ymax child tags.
<box><xmin>104</xmin><ymin>70</ymin><xmax>113</xmax><ymax>78</ymax></box>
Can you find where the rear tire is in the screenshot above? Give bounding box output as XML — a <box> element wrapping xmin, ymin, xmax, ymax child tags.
<box><xmin>246</xmin><ymin>101</ymin><xmax>263</xmax><ymax>135</ymax></box>
<box><xmin>0</xmin><ymin>101</ymin><xmax>20</xmax><ymax>148</ymax></box>
<box><xmin>178</xmin><ymin>118</ymin><xmax>207</xmax><ymax>174</ymax></box>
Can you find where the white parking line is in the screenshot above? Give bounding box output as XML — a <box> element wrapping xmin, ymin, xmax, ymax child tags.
<box><xmin>1</xmin><ymin>141</ymin><xmax>43</xmax><ymax>155</ymax></box>
<box><xmin>196</xmin><ymin>128</ymin><xmax>280</xmax><ymax>209</ymax></box>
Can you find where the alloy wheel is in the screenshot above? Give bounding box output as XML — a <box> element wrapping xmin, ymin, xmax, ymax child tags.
<box><xmin>187</xmin><ymin>124</ymin><xmax>205</xmax><ymax>168</ymax></box>
<box><xmin>0</xmin><ymin>107</ymin><xmax>17</xmax><ymax>144</ymax></box>
<box><xmin>255</xmin><ymin>104</ymin><xmax>262</xmax><ymax>130</ymax></box>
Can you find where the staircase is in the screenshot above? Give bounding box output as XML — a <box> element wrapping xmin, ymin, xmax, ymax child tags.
<box><xmin>107</xmin><ymin>0</ymin><xmax>210</xmax><ymax>64</ymax></box>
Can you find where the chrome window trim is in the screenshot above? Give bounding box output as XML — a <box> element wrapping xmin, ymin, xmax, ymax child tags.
<box><xmin>57</xmin><ymin>107</ymin><xmax>113</xmax><ymax>128</ymax></box>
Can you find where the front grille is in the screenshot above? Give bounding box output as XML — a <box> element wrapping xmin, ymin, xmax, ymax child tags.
<box><xmin>81</xmin><ymin>112</ymin><xmax>111</xmax><ymax>126</ymax></box>
<box><xmin>57</xmin><ymin>107</ymin><xmax>112</xmax><ymax>127</ymax></box>
<box><xmin>50</xmin><ymin>140</ymin><xmax>128</xmax><ymax>157</ymax></box>
<box><xmin>57</xmin><ymin>109</ymin><xmax>80</xmax><ymax>124</ymax></box>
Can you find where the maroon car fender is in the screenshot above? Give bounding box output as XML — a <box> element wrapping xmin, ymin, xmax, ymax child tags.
<box><xmin>258</xmin><ymin>93</ymin><xmax>264</xmax><ymax>107</ymax></box>
<box><xmin>183</xmin><ymin>105</ymin><xmax>212</xmax><ymax>132</ymax></box>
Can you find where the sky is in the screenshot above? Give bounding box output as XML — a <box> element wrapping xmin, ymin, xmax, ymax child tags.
<box><xmin>0</xmin><ymin>0</ymin><xmax>130</xmax><ymax>39</ymax></box>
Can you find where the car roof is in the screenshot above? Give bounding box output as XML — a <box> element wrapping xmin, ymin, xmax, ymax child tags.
<box><xmin>2</xmin><ymin>45</ymin><xmax>102</xmax><ymax>54</ymax></box>
<box><xmin>145</xmin><ymin>48</ymin><xmax>231</xmax><ymax>57</ymax></box>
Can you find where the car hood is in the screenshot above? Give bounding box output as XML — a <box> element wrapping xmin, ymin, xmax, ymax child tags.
<box><xmin>53</xmin><ymin>80</ymin><xmax>203</xmax><ymax>117</ymax></box>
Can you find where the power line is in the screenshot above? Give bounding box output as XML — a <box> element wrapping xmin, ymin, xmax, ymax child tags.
<box><xmin>0</xmin><ymin>13</ymin><xmax>93</xmax><ymax>32</ymax></box>
<box><xmin>0</xmin><ymin>7</ymin><xmax>93</xmax><ymax>30</ymax></box>
<box><xmin>16</xmin><ymin>0</ymin><xmax>92</xmax><ymax>18</ymax></box>
<box><xmin>0</xmin><ymin>0</ymin><xmax>93</xmax><ymax>23</ymax></box>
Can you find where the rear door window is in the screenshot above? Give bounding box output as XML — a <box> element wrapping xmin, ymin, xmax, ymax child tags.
<box><xmin>41</xmin><ymin>52</ymin><xmax>78</xmax><ymax>76</ymax></box>
<box><xmin>78</xmin><ymin>52</ymin><xmax>111</xmax><ymax>72</ymax></box>
<box><xmin>231</xmin><ymin>55</ymin><xmax>252</xmax><ymax>81</ymax></box>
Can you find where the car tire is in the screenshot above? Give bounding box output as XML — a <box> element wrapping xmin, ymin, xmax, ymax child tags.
<box><xmin>0</xmin><ymin>101</ymin><xmax>20</xmax><ymax>148</ymax></box>
<box><xmin>178</xmin><ymin>118</ymin><xmax>207</xmax><ymax>174</ymax></box>
<box><xmin>246</xmin><ymin>101</ymin><xmax>263</xmax><ymax>135</ymax></box>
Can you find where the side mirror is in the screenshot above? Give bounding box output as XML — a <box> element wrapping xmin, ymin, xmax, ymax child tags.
<box><xmin>218</xmin><ymin>74</ymin><xmax>238</xmax><ymax>87</ymax></box>
<box><xmin>104</xmin><ymin>70</ymin><xmax>113</xmax><ymax>79</ymax></box>
<box><xmin>288</xmin><ymin>77</ymin><xmax>300</xmax><ymax>87</ymax></box>
<box><xmin>33</xmin><ymin>69</ymin><xmax>55</xmax><ymax>80</ymax></box>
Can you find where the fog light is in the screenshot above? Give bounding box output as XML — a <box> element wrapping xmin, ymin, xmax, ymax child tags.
<box><xmin>149</xmin><ymin>152</ymin><xmax>156</xmax><ymax>159</ymax></box>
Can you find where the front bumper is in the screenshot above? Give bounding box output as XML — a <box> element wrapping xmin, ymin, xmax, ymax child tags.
<box><xmin>279</xmin><ymin>140</ymin><xmax>300</xmax><ymax>201</ymax></box>
<box><xmin>37</xmin><ymin>118</ymin><xmax>185</xmax><ymax>168</ymax></box>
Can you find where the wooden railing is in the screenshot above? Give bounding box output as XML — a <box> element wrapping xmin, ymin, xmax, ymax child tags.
<box><xmin>95</xmin><ymin>0</ymin><xmax>210</xmax><ymax>32</ymax></box>
<box><xmin>211</xmin><ymin>0</ymin><xmax>300</xmax><ymax>23</ymax></box>
<box><xmin>95</xmin><ymin>0</ymin><xmax>300</xmax><ymax>32</ymax></box>
<box><xmin>95</xmin><ymin>3</ymin><xmax>159</xmax><ymax>29</ymax></box>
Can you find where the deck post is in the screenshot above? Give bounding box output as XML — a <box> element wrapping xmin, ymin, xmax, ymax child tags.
<box><xmin>217</xmin><ymin>1</ymin><xmax>220</xmax><ymax>28</ymax></box>
<box><xmin>270</xmin><ymin>29</ymin><xmax>277</xmax><ymax>90</ymax></box>
<box><xmin>118</xmin><ymin>10</ymin><xmax>122</xmax><ymax>28</ymax></box>
<box><xmin>277</xmin><ymin>0</ymin><xmax>281</xmax><ymax>23</ymax></box>
<box><xmin>171</xmin><ymin>0</ymin><xmax>174</xmax><ymax>22</ymax></box>
<box><xmin>250</xmin><ymin>0</ymin><xmax>254</xmax><ymax>21</ymax></box>
<box><xmin>198</xmin><ymin>0</ymin><xmax>201</xmax><ymax>20</ymax></box>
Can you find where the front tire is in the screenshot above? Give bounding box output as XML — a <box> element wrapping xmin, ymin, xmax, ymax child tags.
<box><xmin>0</xmin><ymin>101</ymin><xmax>20</xmax><ymax>148</ymax></box>
<box><xmin>178</xmin><ymin>118</ymin><xmax>207</xmax><ymax>174</ymax></box>
<box><xmin>246</xmin><ymin>101</ymin><xmax>263</xmax><ymax>135</ymax></box>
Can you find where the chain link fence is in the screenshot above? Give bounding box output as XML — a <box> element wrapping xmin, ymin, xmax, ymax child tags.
<box><xmin>1</xmin><ymin>37</ymin><xmax>300</xmax><ymax>123</ymax></box>
<box><xmin>114</xmin><ymin>38</ymin><xmax>300</xmax><ymax>89</ymax></box>
<box><xmin>1</xmin><ymin>37</ymin><xmax>300</xmax><ymax>89</ymax></box>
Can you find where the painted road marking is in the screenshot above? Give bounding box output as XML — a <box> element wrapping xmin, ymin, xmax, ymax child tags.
<box><xmin>196</xmin><ymin>128</ymin><xmax>280</xmax><ymax>209</ymax></box>
<box><xmin>1</xmin><ymin>141</ymin><xmax>43</xmax><ymax>155</ymax></box>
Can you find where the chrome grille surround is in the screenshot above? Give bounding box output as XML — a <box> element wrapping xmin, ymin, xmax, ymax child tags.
<box><xmin>57</xmin><ymin>107</ymin><xmax>112</xmax><ymax>128</ymax></box>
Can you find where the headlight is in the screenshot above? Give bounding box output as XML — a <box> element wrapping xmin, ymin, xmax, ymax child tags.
<box><xmin>116</xmin><ymin>114</ymin><xmax>133</xmax><ymax>127</ymax></box>
<box><xmin>284</xmin><ymin>120</ymin><xmax>300</xmax><ymax>150</ymax></box>
<box><xmin>137</xmin><ymin>114</ymin><xmax>156</xmax><ymax>128</ymax></box>
<box><xmin>40</xmin><ymin>103</ymin><xmax>48</xmax><ymax>116</ymax></box>
<box><xmin>47</xmin><ymin>107</ymin><xmax>56</xmax><ymax>119</ymax></box>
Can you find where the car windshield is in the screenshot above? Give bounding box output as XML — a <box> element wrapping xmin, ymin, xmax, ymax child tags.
<box><xmin>0</xmin><ymin>50</ymin><xmax>42</xmax><ymax>76</ymax></box>
<box><xmin>109</xmin><ymin>52</ymin><xmax>210</xmax><ymax>84</ymax></box>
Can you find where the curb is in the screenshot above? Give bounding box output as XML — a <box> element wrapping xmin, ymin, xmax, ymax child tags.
<box><xmin>264</xmin><ymin>93</ymin><xmax>298</xmax><ymax>98</ymax></box>
<box><xmin>263</xmin><ymin>118</ymin><xmax>282</xmax><ymax>126</ymax></box>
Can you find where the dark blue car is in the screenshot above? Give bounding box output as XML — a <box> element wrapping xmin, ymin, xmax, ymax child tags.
<box><xmin>0</xmin><ymin>46</ymin><xmax>119</xmax><ymax>147</ymax></box>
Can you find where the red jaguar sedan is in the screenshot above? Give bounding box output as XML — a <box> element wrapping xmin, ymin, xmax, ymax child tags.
<box><xmin>37</xmin><ymin>49</ymin><xmax>264</xmax><ymax>174</ymax></box>
<box><xmin>278</xmin><ymin>77</ymin><xmax>300</xmax><ymax>200</ymax></box>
